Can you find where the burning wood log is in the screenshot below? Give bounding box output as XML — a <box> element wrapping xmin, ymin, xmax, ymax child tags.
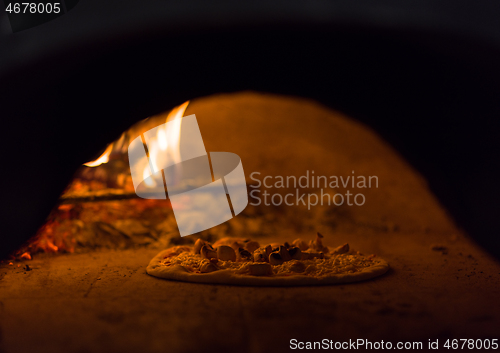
<box><xmin>59</xmin><ymin>189</ymin><xmax>139</xmax><ymax>204</ymax></box>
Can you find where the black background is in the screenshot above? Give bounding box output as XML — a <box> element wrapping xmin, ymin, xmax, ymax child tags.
<box><xmin>4</xmin><ymin>0</ymin><xmax>78</xmax><ymax>32</ymax></box>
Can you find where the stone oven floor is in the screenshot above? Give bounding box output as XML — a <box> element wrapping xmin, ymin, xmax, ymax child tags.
<box><xmin>1</xmin><ymin>231</ymin><xmax>500</xmax><ymax>353</ymax></box>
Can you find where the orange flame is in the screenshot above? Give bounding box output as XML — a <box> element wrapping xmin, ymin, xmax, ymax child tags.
<box><xmin>16</xmin><ymin>102</ymin><xmax>190</xmax><ymax>260</ymax></box>
<box><xmin>84</xmin><ymin>101</ymin><xmax>188</xmax><ymax>172</ymax></box>
<box><xmin>84</xmin><ymin>143</ymin><xmax>113</xmax><ymax>167</ymax></box>
<box><xmin>142</xmin><ymin>101</ymin><xmax>188</xmax><ymax>188</ymax></box>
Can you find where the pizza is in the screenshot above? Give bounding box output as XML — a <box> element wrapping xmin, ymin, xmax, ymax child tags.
<box><xmin>146</xmin><ymin>233</ymin><xmax>389</xmax><ymax>286</ymax></box>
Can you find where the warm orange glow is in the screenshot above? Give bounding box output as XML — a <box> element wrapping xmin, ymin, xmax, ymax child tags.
<box><xmin>142</xmin><ymin>101</ymin><xmax>187</xmax><ymax>188</ymax></box>
<box><xmin>83</xmin><ymin>101</ymin><xmax>188</xmax><ymax>173</ymax></box>
<box><xmin>20</xmin><ymin>252</ymin><xmax>31</xmax><ymax>260</ymax></box>
<box><xmin>15</xmin><ymin>102</ymin><xmax>190</xmax><ymax>260</ymax></box>
<box><xmin>143</xmin><ymin>166</ymin><xmax>156</xmax><ymax>187</ymax></box>
<box><xmin>84</xmin><ymin>143</ymin><xmax>114</xmax><ymax>167</ymax></box>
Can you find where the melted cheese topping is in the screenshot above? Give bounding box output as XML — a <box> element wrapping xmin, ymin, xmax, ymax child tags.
<box><xmin>160</xmin><ymin>248</ymin><xmax>378</xmax><ymax>277</ymax></box>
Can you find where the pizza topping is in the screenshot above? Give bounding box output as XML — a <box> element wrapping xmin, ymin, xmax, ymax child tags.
<box><xmin>253</xmin><ymin>251</ymin><xmax>267</xmax><ymax>262</ymax></box>
<box><xmin>237</xmin><ymin>248</ymin><xmax>253</xmax><ymax>261</ymax></box>
<box><xmin>288</xmin><ymin>261</ymin><xmax>306</xmax><ymax>273</ymax></box>
<box><xmin>332</xmin><ymin>243</ymin><xmax>349</xmax><ymax>254</ymax></box>
<box><xmin>152</xmin><ymin>234</ymin><xmax>387</xmax><ymax>282</ymax></box>
<box><xmin>217</xmin><ymin>245</ymin><xmax>236</xmax><ymax>262</ymax></box>
<box><xmin>200</xmin><ymin>262</ymin><xmax>219</xmax><ymax>273</ymax></box>
<box><xmin>244</xmin><ymin>241</ymin><xmax>260</xmax><ymax>253</ymax></box>
<box><xmin>292</xmin><ymin>238</ymin><xmax>309</xmax><ymax>251</ymax></box>
<box><xmin>253</xmin><ymin>245</ymin><xmax>272</xmax><ymax>262</ymax></box>
<box><xmin>278</xmin><ymin>245</ymin><xmax>292</xmax><ymax>261</ymax></box>
<box><xmin>193</xmin><ymin>238</ymin><xmax>206</xmax><ymax>254</ymax></box>
<box><xmin>305</xmin><ymin>264</ymin><xmax>317</xmax><ymax>274</ymax></box>
<box><xmin>163</xmin><ymin>246</ymin><xmax>191</xmax><ymax>259</ymax></box>
<box><xmin>213</xmin><ymin>237</ymin><xmax>247</xmax><ymax>251</ymax></box>
<box><xmin>301</xmin><ymin>251</ymin><xmax>324</xmax><ymax>260</ymax></box>
<box><xmin>201</xmin><ymin>244</ymin><xmax>217</xmax><ymax>260</ymax></box>
<box><xmin>309</xmin><ymin>232</ymin><xmax>329</xmax><ymax>253</ymax></box>
<box><xmin>288</xmin><ymin>247</ymin><xmax>302</xmax><ymax>260</ymax></box>
<box><xmin>269</xmin><ymin>252</ymin><xmax>284</xmax><ymax>266</ymax></box>
<box><xmin>249</xmin><ymin>263</ymin><xmax>272</xmax><ymax>276</ymax></box>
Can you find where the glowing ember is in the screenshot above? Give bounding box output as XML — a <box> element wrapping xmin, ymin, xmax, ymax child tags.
<box><xmin>20</xmin><ymin>252</ymin><xmax>31</xmax><ymax>260</ymax></box>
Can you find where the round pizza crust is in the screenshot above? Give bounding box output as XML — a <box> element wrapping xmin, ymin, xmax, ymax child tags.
<box><xmin>146</xmin><ymin>246</ymin><xmax>389</xmax><ymax>286</ymax></box>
